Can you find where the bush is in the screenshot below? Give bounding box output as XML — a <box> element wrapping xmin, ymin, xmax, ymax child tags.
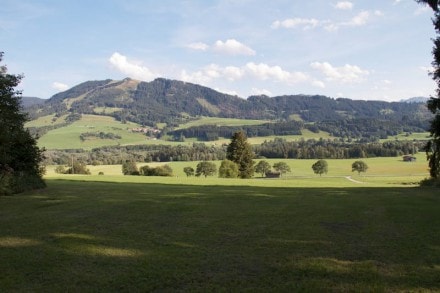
<box><xmin>65</xmin><ymin>162</ymin><xmax>91</xmax><ymax>175</ymax></box>
<box><xmin>219</xmin><ymin>160</ymin><xmax>239</xmax><ymax>178</ymax></box>
<box><xmin>139</xmin><ymin>165</ymin><xmax>173</xmax><ymax>176</ymax></box>
<box><xmin>55</xmin><ymin>165</ymin><xmax>66</xmax><ymax>174</ymax></box>
<box><xmin>122</xmin><ymin>161</ymin><xmax>138</xmax><ymax>175</ymax></box>
<box><xmin>420</xmin><ymin>177</ymin><xmax>440</xmax><ymax>187</ymax></box>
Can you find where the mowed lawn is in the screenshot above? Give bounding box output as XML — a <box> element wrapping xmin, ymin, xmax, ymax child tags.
<box><xmin>1</xmin><ymin>180</ymin><xmax>439</xmax><ymax>291</ymax></box>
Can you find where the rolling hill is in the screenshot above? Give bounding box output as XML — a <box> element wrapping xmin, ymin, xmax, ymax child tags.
<box><xmin>23</xmin><ymin>77</ymin><xmax>432</xmax><ymax>149</ymax></box>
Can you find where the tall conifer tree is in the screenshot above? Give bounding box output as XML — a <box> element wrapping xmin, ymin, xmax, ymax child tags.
<box><xmin>226</xmin><ymin>131</ymin><xmax>254</xmax><ymax>178</ymax></box>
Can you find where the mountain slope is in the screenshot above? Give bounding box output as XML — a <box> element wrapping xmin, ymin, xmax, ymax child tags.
<box><xmin>25</xmin><ymin>77</ymin><xmax>432</xmax><ymax>130</ymax></box>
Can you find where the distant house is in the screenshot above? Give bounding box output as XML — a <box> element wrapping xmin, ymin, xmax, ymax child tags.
<box><xmin>265</xmin><ymin>171</ymin><xmax>281</xmax><ymax>178</ymax></box>
<box><xmin>403</xmin><ymin>155</ymin><xmax>417</xmax><ymax>162</ymax></box>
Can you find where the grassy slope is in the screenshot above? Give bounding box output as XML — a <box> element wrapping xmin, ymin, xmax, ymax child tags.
<box><xmin>0</xmin><ymin>180</ymin><xmax>439</xmax><ymax>291</ymax></box>
<box><xmin>37</xmin><ymin>115</ymin><xmax>186</xmax><ymax>149</ymax></box>
<box><xmin>32</xmin><ymin>114</ymin><xmax>335</xmax><ymax>149</ymax></box>
<box><xmin>25</xmin><ymin>114</ymin><xmax>69</xmax><ymax>127</ymax></box>
<box><xmin>175</xmin><ymin>116</ymin><xmax>271</xmax><ymax>130</ymax></box>
<box><xmin>32</xmin><ymin>114</ymin><xmax>429</xmax><ymax>150</ymax></box>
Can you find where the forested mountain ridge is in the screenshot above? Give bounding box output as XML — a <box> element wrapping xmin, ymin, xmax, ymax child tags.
<box><xmin>25</xmin><ymin>77</ymin><xmax>432</xmax><ymax>131</ymax></box>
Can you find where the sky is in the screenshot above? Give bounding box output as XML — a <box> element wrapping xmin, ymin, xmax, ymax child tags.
<box><xmin>0</xmin><ymin>0</ymin><xmax>437</xmax><ymax>101</ymax></box>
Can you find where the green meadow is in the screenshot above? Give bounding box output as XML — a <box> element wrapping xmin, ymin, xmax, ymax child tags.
<box><xmin>45</xmin><ymin>153</ymin><xmax>429</xmax><ymax>187</ymax></box>
<box><xmin>36</xmin><ymin>115</ymin><xmax>186</xmax><ymax>150</ymax></box>
<box><xmin>1</xmin><ymin>176</ymin><xmax>439</xmax><ymax>291</ymax></box>
<box><xmin>2</xmin><ymin>150</ymin><xmax>438</xmax><ymax>291</ymax></box>
<box><xmin>175</xmin><ymin>116</ymin><xmax>271</xmax><ymax>129</ymax></box>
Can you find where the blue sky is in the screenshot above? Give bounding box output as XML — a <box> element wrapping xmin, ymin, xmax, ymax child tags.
<box><xmin>0</xmin><ymin>0</ymin><xmax>437</xmax><ymax>101</ymax></box>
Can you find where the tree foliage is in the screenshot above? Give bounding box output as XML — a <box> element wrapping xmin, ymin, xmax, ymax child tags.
<box><xmin>122</xmin><ymin>160</ymin><xmax>138</xmax><ymax>175</ymax></box>
<box><xmin>195</xmin><ymin>161</ymin><xmax>217</xmax><ymax>178</ymax></box>
<box><xmin>64</xmin><ymin>161</ymin><xmax>91</xmax><ymax>175</ymax></box>
<box><xmin>273</xmin><ymin>162</ymin><xmax>291</xmax><ymax>176</ymax></box>
<box><xmin>140</xmin><ymin>165</ymin><xmax>173</xmax><ymax>176</ymax></box>
<box><xmin>254</xmin><ymin>160</ymin><xmax>272</xmax><ymax>177</ymax></box>
<box><xmin>0</xmin><ymin>52</ymin><xmax>45</xmax><ymax>195</ymax></box>
<box><xmin>226</xmin><ymin>131</ymin><xmax>254</xmax><ymax>178</ymax></box>
<box><xmin>417</xmin><ymin>0</ymin><xmax>440</xmax><ymax>178</ymax></box>
<box><xmin>183</xmin><ymin>166</ymin><xmax>195</xmax><ymax>177</ymax></box>
<box><xmin>312</xmin><ymin>159</ymin><xmax>328</xmax><ymax>176</ymax></box>
<box><xmin>218</xmin><ymin>160</ymin><xmax>239</xmax><ymax>178</ymax></box>
<box><xmin>352</xmin><ymin>160</ymin><xmax>368</xmax><ymax>175</ymax></box>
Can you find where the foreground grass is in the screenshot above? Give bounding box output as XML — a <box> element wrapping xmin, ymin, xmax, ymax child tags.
<box><xmin>1</xmin><ymin>180</ymin><xmax>439</xmax><ymax>291</ymax></box>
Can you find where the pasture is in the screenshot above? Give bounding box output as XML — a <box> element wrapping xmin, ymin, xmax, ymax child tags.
<box><xmin>1</xmin><ymin>178</ymin><xmax>439</xmax><ymax>291</ymax></box>
<box><xmin>2</xmin><ymin>155</ymin><xmax>437</xmax><ymax>291</ymax></box>
<box><xmin>36</xmin><ymin>115</ymin><xmax>186</xmax><ymax>150</ymax></box>
<box><xmin>45</xmin><ymin>154</ymin><xmax>430</xmax><ymax>187</ymax></box>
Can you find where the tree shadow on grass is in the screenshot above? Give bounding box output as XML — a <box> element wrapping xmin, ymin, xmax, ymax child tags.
<box><xmin>0</xmin><ymin>179</ymin><xmax>439</xmax><ymax>291</ymax></box>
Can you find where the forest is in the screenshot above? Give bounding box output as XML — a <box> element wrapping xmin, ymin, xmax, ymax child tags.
<box><xmin>43</xmin><ymin>138</ymin><xmax>424</xmax><ymax>166</ymax></box>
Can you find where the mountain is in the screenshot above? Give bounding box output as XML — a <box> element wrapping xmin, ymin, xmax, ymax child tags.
<box><xmin>21</xmin><ymin>96</ymin><xmax>45</xmax><ymax>107</ymax></box>
<box><xmin>25</xmin><ymin>77</ymin><xmax>432</xmax><ymax>131</ymax></box>
<box><xmin>400</xmin><ymin>97</ymin><xmax>429</xmax><ymax>104</ymax></box>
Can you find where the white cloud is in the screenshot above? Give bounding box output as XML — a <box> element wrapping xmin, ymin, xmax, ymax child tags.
<box><xmin>52</xmin><ymin>82</ymin><xmax>69</xmax><ymax>92</ymax></box>
<box><xmin>180</xmin><ymin>64</ymin><xmax>244</xmax><ymax>85</ymax></box>
<box><xmin>334</xmin><ymin>1</ymin><xmax>353</xmax><ymax>10</ymax></box>
<box><xmin>109</xmin><ymin>52</ymin><xmax>156</xmax><ymax>81</ymax></box>
<box><xmin>186</xmin><ymin>39</ymin><xmax>256</xmax><ymax>56</ymax></box>
<box><xmin>312</xmin><ymin>80</ymin><xmax>326</xmax><ymax>88</ymax></box>
<box><xmin>346</xmin><ymin>11</ymin><xmax>370</xmax><ymax>26</ymax></box>
<box><xmin>212</xmin><ymin>39</ymin><xmax>256</xmax><ymax>56</ymax></box>
<box><xmin>310</xmin><ymin>61</ymin><xmax>369</xmax><ymax>83</ymax></box>
<box><xmin>186</xmin><ymin>42</ymin><xmax>209</xmax><ymax>51</ymax></box>
<box><xmin>271</xmin><ymin>18</ymin><xmax>320</xmax><ymax>30</ymax></box>
<box><xmin>180</xmin><ymin>62</ymin><xmax>310</xmax><ymax>88</ymax></box>
<box><xmin>245</xmin><ymin>62</ymin><xmax>309</xmax><ymax>83</ymax></box>
<box><xmin>251</xmin><ymin>88</ymin><xmax>273</xmax><ymax>96</ymax></box>
<box><xmin>273</xmin><ymin>10</ymin><xmax>381</xmax><ymax>32</ymax></box>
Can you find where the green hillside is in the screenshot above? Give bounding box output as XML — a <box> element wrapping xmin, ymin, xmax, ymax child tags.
<box><xmin>37</xmin><ymin>115</ymin><xmax>155</xmax><ymax>149</ymax></box>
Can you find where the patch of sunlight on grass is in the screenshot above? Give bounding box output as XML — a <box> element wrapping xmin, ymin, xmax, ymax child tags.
<box><xmin>52</xmin><ymin>233</ymin><xmax>98</xmax><ymax>241</ymax></box>
<box><xmin>0</xmin><ymin>237</ymin><xmax>42</xmax><ymax>247</ymax></box>
<box><xmin>172</xmin><ymin>242</ymin><xmax>197</xmax><ymax>248</ymax></box>
<box><xmin>268</xmin><ymin>238</ymin><xmax>333</xmax><ymax>245</ymax></box>
<box><xmin>77</xmin><ymin>244</ymin><xmax>144</xmax><ymax>257</ymax></box>
<box><xmin>299</xmin><ymin>257</ymin><xmax>379</xmax><ymax>275</ymax></box>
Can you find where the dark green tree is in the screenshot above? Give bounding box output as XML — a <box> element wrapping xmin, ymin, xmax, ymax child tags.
<box><xmin>352</xmin><ymin>160</ymin><xmax>368</xmax><ymax>175</ymax></box>
<box><xmin>254</xmin><ymin>160</ymin><xmax>271</xmax><ymax>177</ymax></box>
<box><xmin>183</xmin><ymin>166</ymin><xmax>195</xmax><ymax>177</ymax></box>
<box><xmin>218</xmin><ymin>160</ymin><xmax>239</xmax><ymax>178</ymax></box>
<box><xmin>140</xmin><ymin>164</ymin><xmax>173</xmax><ymax>176</ymax></box>
<box><xmin>312</xmin><ymin>159</ymin><xmax>328</xmax><ymax>176</ymax></box>
<box><xmin>65</xmin><ymin>161</ymin><xmax>91</xmax><ymax>175</ymax></box>
<box><xmin>122</xmin><ymin>160</ymin><xmax>138</xmax><ymax>175</ymax></box>
<box><xmin>416</xmin><ymin>0</ymin><xmax>440</xmax><ymax>178</ymax></box>
<box><xmin>226</xmin><ymin>131</ymin><xmax>254</xmax><ymax>179</ymax></box>
<box><xmin>0</xmin><ymin>52</ymin><xmax>45</xmax><ymax>195</ymax></box>
<box><xmin>273</xmin><ymin>162</ymin><xmax>291</xmax><ymax>176</ymax></box>
<box><xmin>195</xmin><ymin>161</ymin><xmax>217</xmax><ymax>177</ymax></box>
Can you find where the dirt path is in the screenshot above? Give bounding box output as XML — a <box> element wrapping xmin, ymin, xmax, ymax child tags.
<box><xmin>345</xmin><ymin>176</ymin><xmax>364</xmax><ymax>184</ymax></box>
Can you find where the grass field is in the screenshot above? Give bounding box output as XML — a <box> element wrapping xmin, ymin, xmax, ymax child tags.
<box><xmin>45</xmin><ymin>153</ymin><xmax>430</xmax><ymax>188</ymax></box>
<box><xmin>1</xmin><ymin>178</ymin><xmax>439</xmax><ymax>291</ymax></box>
<box><xmin>175</xmin><ymin>116</ymin><xmax>271</xmax><ymax>130</ymax></box>
<box><xmin>25</xmin><ymin>114</ymin><xmax>69</xmax><ymax>128</ymax></box>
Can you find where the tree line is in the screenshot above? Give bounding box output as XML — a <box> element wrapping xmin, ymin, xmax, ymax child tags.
<box><xmin>43</xmin><ymin>137</ymin><xmax>425</xmax><ymax>167</ymax></box>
